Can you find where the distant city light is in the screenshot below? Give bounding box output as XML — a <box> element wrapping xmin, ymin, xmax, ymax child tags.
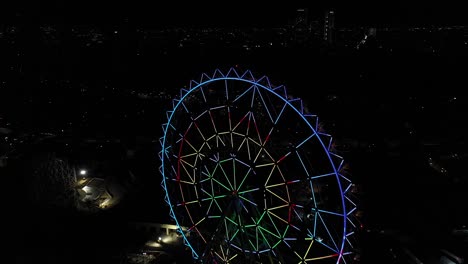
<box><xmin>79</xmin><ymin>169</ymin><xmax>87</xmax><ymax>175</ymax></box>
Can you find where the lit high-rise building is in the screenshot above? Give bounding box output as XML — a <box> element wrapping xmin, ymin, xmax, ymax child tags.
<box><xmin>323</xmin><ymin>9</ymin><xmax>335</xmax><ymax>44</ymax></box>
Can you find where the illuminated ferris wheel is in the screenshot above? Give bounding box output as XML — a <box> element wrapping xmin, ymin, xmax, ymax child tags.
<box><xmin>159</xmin><ymin>68</ymin><xmax>358</xmax><ymax>263</ymax></box>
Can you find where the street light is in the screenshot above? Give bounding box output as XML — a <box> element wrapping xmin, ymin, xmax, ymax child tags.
<box><xmin>79</xmin><ymin>169</ymin><xmax>87</xmax><ymax>176</ymax></box>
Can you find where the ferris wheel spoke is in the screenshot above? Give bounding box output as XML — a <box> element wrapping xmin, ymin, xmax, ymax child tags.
<box><xmin>295</xmin><ymin>150</ymin><xmax>309</xmax><ymax>178</ymax></box>
<box><xmin>258</xmin><ymin>225</ymin><xmax>280</xmax><ymax>240</ymax></box>
<box><xmin>267</xmin><ymin>212</ymin><xmax>289</xmax><ymax>231</ymax></box>
<box><xmin>257</xmin><ymin>226</ymin><xmax>273</xmax><ymax>249</ymax></box>
<box><xmin>255</xmin><ymin>85</ymin><xmax>276</xmax><ymax>124</ymax></box>
<box><xmin>211</xmin><ymin>177</ymin><xmax>231</xmax><ymax>192</ymax></box>
<box><xmin>179</xmin><ymin>159</ymin><xmax>195</xmax><ymax>183</ymax></box>
<box><xmin>232</xmin><ymin>84</ymin><xmax>255</xmax><ymax>104</ymax></box>
<box><xmin>317</xmin><ymin>212</ymin><xmax>339</xmax><ymax>251</ymax></box>
<box><xmin>237</xmin><ymin>187</ymin><xmax>260</xmax><ymax>195</ymax></box>
<box><xmin>317</xmin><ymin>237</ymin><xmax>340</xmax><ymax>254</ymax></box>
<box><xmin>231</xmin><ymin>111</ymin><xmax>249</xmax><ymax>132</ymax></box>
<box><xmin>208</xmin><ymin>110</ymin><xmax>219</xmax><ymax>134</ymax></box>
<box><xmin>266</xmin><ymin>189</ymin><xmax>289</xmax><ymax>203</ymax></box>
<box><xmin>317</xmin><ymin>208</ymin><xmax>345</xmax><ymax>217</ymax></box>
<box><xmin>212</xmin><ymin>196</ymin><xmax>225</xmax><ymax>213</ymax></box>
<box><xmin>239</xmin><ymin>195</ymin><xmax>257</xmax><ymax>207</ymax></box>
<box><xmin>217</xmin><ymin>162</ymin><xmax>235</xmax><ymax>190</ymax></box>
<box><xmin>295</xmin><ymin>132</ymin><xmax>317</xmax><ymax>149</ymax></box>
<box><xmin>231</xmin><ymin>159</ymin><xmax>237</xmax><ymax>189</ymax></box>
<box><xmin>247</xmin><ymin>113</ymin><xmax>268</xmax><ymax>146</ymax></box>
<box><xmin>309</xmin><ymin>172</ymin><xmax>336</xmax><ymax>180</ymax></box>
<box><xmin>236</xmin><ymin>167</ymin><xmax>252</xmax><ymax>191</ymax></box>
<box><xmin>192</xmin><ymin>121</ymin><xmax>213</xmax><ymax>150</ymax></box>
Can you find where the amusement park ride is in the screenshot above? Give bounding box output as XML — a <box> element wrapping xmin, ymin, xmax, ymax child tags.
<box><xmin>159</xmin><ymin>68</ymin><xmax>360</xmax><ymax>263</ymax></box>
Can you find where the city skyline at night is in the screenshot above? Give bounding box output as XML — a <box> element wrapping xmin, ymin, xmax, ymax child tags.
<box><xmin>2</xmin><ymin>3</ymin><xmax>467</xmax><ymax>264</ymax></box>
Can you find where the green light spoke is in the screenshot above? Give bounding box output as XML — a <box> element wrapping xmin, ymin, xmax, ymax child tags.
<box><xmin>256</xmin><ymin>211</ymin><xmax>267</xmax><ymax>225</ymax></box>
<box><xmin>282</xmin><ymin>225</ymin><xmax>290</xmax><ymax>239</ymax></box>
<box><xmin>212</xmin><ymin>177</ymin><xmax>231</xmax><ymax>192</ymax></box>
<box><xmin>213</xmin><ymin>198</ymin><xmax>224</xmax><ymax>213</ymax></box>
<box><xmin>230</xmin><ymin>227</ymin><xmax>240</xmax><ymax>242</ymax></box>
<box><xmin>224</xmin><ymin>218</ymin><xmax>229</xmax><ymax>238</ymax></box>
<box><xmin>238</xmin><ymin>187</ymin><xmax>259</xmax><ymax>195</ymax></box>
<box><xmin>257</xmin><ymin>227</ymin><xmax>272</xmax><ymax>248</ymax></box>
<box><xmin>258</xmin><ymin>226</ymin><xmax>280</xmax><ymax>239</ymax></box>
<box><xmin>272</xmin><ymin>239</ymin><xmax>282</xmax><ymax>249</ymax></box>
<box><xmin>201</xmin><ymin>188</ymin><xmax>213</xmax><ymax>198</ymax></box>
<box><xmin>256</xmin><ymin>226</ymin><xmax>259</xmax><ymax>252</ymax></box>
<box><xmin>206</xmin><ymin>200</ymin><xmax>214</xmax><ymax>216</ymax></box>
<box><xmin>237</xmin><ymin>168</ymin><xmax>252</xmax><ymax>191</ymax></box>
<box><xmin>232</xmin><ymin>159</ymin><xmax>236</xmax><ymax>189</ymax></box>
<box><xmin>240</xmin><ymin>195</ymin><xmax>257</xmax><ymax>207</ymax></box>
<box><xmin>248</xmin><ymin>239</ymin><xmax>256</xmax><ymax>251</ymax></box>
<box><xmin>217</xmin><ymin>163</ymin><xmax>235</xmax><ymax>190</ymax></box>
<box><xmin>225</xmin><ymin>216</ymin><xmax>238</xmax><ymax>226</ymax></box>
<box><xmin>266</xmin><ymin>212</ymin><xmax>282</xmax><ymax>236</ymax></box>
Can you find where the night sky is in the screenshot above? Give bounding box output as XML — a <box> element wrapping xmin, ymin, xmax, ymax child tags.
<box><xmin>3</xmin><ymin>2</ymin><xmax>468</xmax><ymax>264</ymax></box>
<box><xmin>3</xmin><ymin>1</ymin><xmax>468</xmax><ymax>26</ymax></box>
